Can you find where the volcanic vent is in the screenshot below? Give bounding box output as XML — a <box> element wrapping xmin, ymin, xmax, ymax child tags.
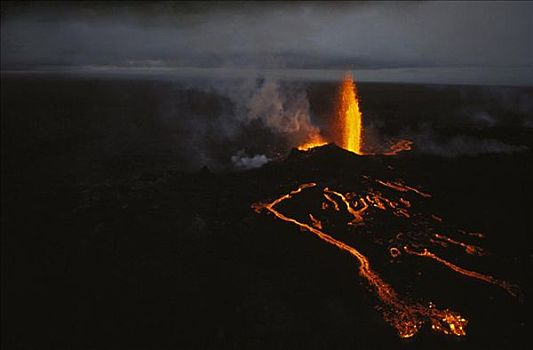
<box><xmin>297</xmin><ymin>73</ymin><xmax>412</xmax><ymax>156</ymax></box>
<box><xmin>249</xmin><ymin>74</ymin><xmax>522</xmax><ymax>339</ymax></box>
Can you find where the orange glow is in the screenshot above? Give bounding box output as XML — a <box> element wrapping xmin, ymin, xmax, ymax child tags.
<box><xmin>323</xmin><ymin>193</ymin><xmax>340</xmax><ymax>211</ymax></box>
<box><xmin>403</xmin><ymin>246</ymin><xmax>520</xmax><ymax>298</ymax></box>
<box><xmin>309</xmin><ymin>213</ymin><xmax>323</xmax><ymax>229</ymax></box>
<box><xmin>324</xmin><ymin>187</ymin><xmax>368</xmax><ymax>224</ymax></box>
<box><xmin>336</xmin><ymin>73</ymin><xmax>364</xmax><ymax>154</ymax></box>
<box><xmin>368</xmin><ymin>192</ymin><xmax>411</xmax><ymax>218</ymax></box>
<box><xmin>252</xmin><ymin>175</ymin><xmax>520</xmax><ymax>338</ymax></box>
<box><xmin>433</xmin><ymin>233</ymin><xmax>486</xmax><ymax>256</ymax></box>
<box><xmin>295</xmin><ymin>73</ymin><xmax>416</xmax><ymax>156</ymax></box>
<box><xmin>376</xmin><ymin>179</ymin><xmax>432</xmax><ymax>198</ymax></box>
<box><xmin>390</xmin><ymin>247</ymin><xmax>401</xmax><ymax>258</ymax></box>
<box><xmin>297</xmin><ymin>132</ymin><xmax>327</xmax><ymax>151</ymax></box>
<box><xmin>253</xmin><ymin>183</ymin><xmax>469</xmax><ymax>338</ymax></box>
<box><xmin>383</xmin><ymin>140</ymin><xmax>413</xmax><ymax>156</ymax></box>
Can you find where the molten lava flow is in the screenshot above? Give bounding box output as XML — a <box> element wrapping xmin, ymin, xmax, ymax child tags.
<box><xmin>433</xmin><ymin>233</ymin><xmax>486</xmax><ymax>256</ymax></box>
<box><xmin>336</xmin><ymin>73</ymin><xmax>364</xmax><ymax>154</ymax></box>
<box><xmin>252</xmin><ymin>174</ymin><xmax>521</xmax><ymax>338</ymax></box>
<box><xmin>323</xmin><ymin>193</ymin><xmax>340</xmax><ymax>211</ymax></box>
<box><xmin>376</xmin><ymin>179</ymin><xmax>432</xmax><ymax>198</ymax></box>
<box><xmin>253</xmin><ymin>183</ymin><xmax>469</xmax><ymax>338</ymax></box>
<box><xmin>403</xmin><ymin>246</ymin><xmax>520</xmax><ymax>298</ymax></box>
<box><xmin>367</xmin><ymin>192</ymin><xmax>411</xmax><ymax>218</ymax></box>
<box><xmin>309</xmin><ymin>213</ymin><xmax>323</xmax><ymax>229</ymax></box>
<box><xmin>383</xmin><ymin>140</ymin><xmax>414</xmax><ymax>156</ymax></box>
<box><xmin>324</xmin><ymin>187</ymin><xmax>368</xmax><ymax>224</ymax></box>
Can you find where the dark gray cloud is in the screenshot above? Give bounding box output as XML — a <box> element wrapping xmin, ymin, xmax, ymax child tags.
<box><xmin>2</xmin><ymin>1</ymin><xmax>532</xmax><ymax>85</ymax></box>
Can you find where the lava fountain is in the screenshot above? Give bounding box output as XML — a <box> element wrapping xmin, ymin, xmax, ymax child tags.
<box><xmin>297</xmin><ymin>72</ymin><xmax>411</xmax><ymax>155</ymax></box>
<box><xmin>336</xmin><ymin>73</ymin><xmax>364</xmax><ymax>154</ymax></box>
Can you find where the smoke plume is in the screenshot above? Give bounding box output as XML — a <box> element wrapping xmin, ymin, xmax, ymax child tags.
<box><xmin>231</xmin><ymin>151</ymin><xmax>269</xmax><ymax>170</ymax></box>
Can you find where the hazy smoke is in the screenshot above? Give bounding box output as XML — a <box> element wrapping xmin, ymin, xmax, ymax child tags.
<box><xmin>411</xmin><ymin>127</ymin><xmax>528</xmax><ymax>157</ymax></box>
<box><xmin>245</xmin><ymin>79</ymin><xmax>320</xmax><ymax>142</ymax></box>
<box><xmin>231</xmin><ymin>150</ymin><xmax>269</xmax><ymax>170</ymax></box>
<box><xmin>151</xmin><ymin>74</ymin><xmax>324</xmax><ymax>171</ymax></box>
<box><xmin>197</xmin><ymin>76</ymin><xmax>322</xmax><ymax>145</ymax></box>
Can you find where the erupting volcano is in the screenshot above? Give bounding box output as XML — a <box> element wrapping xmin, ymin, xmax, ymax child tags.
<box><xmin>3</xmin><ymin>2</ymin><xmax>531</xmax><ymax>349</ymax></box>
<box><xmin>298</xmin><ymin>73</ymin><xmax>412</xmax><ymax>156</ymax></box>
<box><xmin>252</xmin><ymin>73</ymin><xmax>524</xmax><ymax>339</ymax></box>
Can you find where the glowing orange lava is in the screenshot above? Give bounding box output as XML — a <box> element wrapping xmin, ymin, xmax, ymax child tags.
<box><xmin>383</xmin><ymin>140</ymin><xmax>413</xmax><ymax>156</ymax></box>
<box><xmin>336</xmin><ymin>73</ymin><xmax>363</xmax><ymax>154</ymax></box>
<box><xmin>296</xmin><ymin>73</ymin><xmax>415</xmax><ymax>156</ymax></box>
<box><xmin>297</xmin><ymin>132</ymin><xmax>327</xmax><ymax>151</ymax></box>
<box><xmin>253</xmin><ymin>183</ymin><xmax>469</xmax><ymax>338</ymax></box>
<box><xmin>403</xmin><ymin>246</ymin><xmax>520</xmax><ymax>298</ymax></box>
<box><xmin>309</xmin><ymin>213</ymin><xmax>323</xmax><ymax>229</ymax></box>
<box><xmin>432</xmin><ymin>233</ymin><xmax>486</xmax><ymax>256</ymax></box>
<box><xmin>324</xmin><ymin>187</ymin><xmax>368</xmax><ymax>224</ymax></box>
<box><xmin>323</xmin><ymin>193</ymin><xmax>340</xmax><ymax>211</ymax></box>
<box><xmin>376</xmin><ymin>179</ymin><xmax>432</xmax><ymax>198</ymax></box>
<box><xmin>390</xmin><ymin>247</ymin><xmax>401</xmax><ymax>258</ymax></box>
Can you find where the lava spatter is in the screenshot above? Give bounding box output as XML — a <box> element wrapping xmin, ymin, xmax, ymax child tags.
<box><xmin>336</xmin><ymin>73</ymin><xmax>364</xmax><ymax>154</ymax></box>
<box><xmin>296</xmin><ymin>74</ymin><xmax>415</xmax><ymax>156</ymax></box>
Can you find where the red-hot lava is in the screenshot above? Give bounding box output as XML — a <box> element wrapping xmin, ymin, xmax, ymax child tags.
<box><xmin>376</xmin><ymin>179</ymin><xmax>432</xmax><ymax>198</ymax></box>
<box><xmin>297</xmin><ymin>73</ymin><xmax>412</xmax><ymax>156</ymax></box>
<box><xmin>297</xmin><ymin>132</ymin><xmax>327</xmax><ymax>151</ymax></box>
<box><xmin>383</xmin><ymin>140</ymin><xmax>414</xmax><ymax>156</ymax></box>
<box><xmin>336</xmin><ymin>73</ymin><xmax>364</xmax><ymax>154</ymax></box>
<box><xmin>431</xmin><ymin>233</ymin><xmax>486</xmax><ymax>256</ymax></box>
<box><xmin>252</xmin><ymin>176</ymin><xmax>521</xmax><ymax>338</ymax></box>
<box><xmin>403</xmin><ymin>245</ymin><xmax>520</xmax><ymax>298</ymax></box>
<box><xmin>258</xmin><ymin>72</ymin><xmax>519</xmax><ymax>339</ymax></box>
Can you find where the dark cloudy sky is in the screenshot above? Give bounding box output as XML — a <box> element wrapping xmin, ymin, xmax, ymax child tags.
<box><xmin>2</xmin><ymin>1</ymin><xmax>532</xmax><ymax>85</ymax></box>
